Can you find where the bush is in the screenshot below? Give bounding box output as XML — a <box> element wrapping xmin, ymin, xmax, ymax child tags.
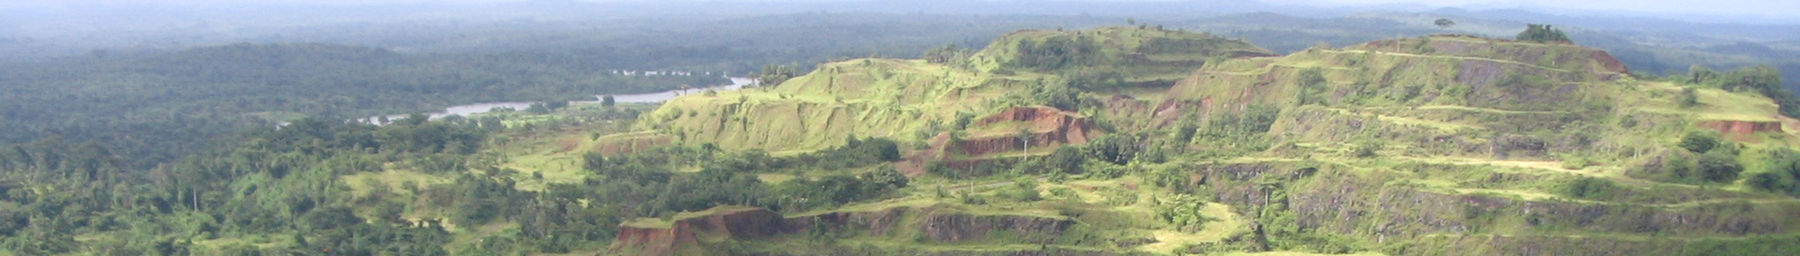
<box><xmin>1680</xmin><ymin>132</ymin><xmax>1720</xmax><ymax>153</ymax></box>
<box><xmin>999</xmin><ymin>177</ymin><xmax>1042</xmax><ymax>202</ymax></box>
<box><xmin>1561</xmin><ymin>177</ymin><xmax>1615</xmax><ymax>199</ymax></box>
<box><xmin>1086</xmin><ymin>134</ymin><xmax>1141</xmax><ymax>165</ymax></box>
<box><xmin>1560</xmin><ymin>155</ymin><xmax>1593</xmax><ymax>170</ymax></box>
<box><xmin>1753</xmin><ymin>149</ymin><xmax>1800</xmax><ymax>196</ymax></box>
<box><xmin>1155</xmin><ymin>194</ymin><xmax>1212</xmax><ymax>232</ymax></box>
<box><xmin>1698</xmin><ymin>151</ymin><xmax>1744</xmax><ymax>183</ymax></box>
<box><xmin>1349</xmin><ymin>141</ymin><xmax>1381</xmax><ymax>158</ymax></box>
<box><xmin>1515</xmin><ymin>24</ymin><xmax>1571</xmax><ymax>43</ymax></box>
<box><xmin>1048</xmin><ymin>146</ymin><xmax>1086</xmax><ymax>174</ymax></box>
<box><xmin>1679</xmin><ymin>87</ymin><xmax>1700</xmax><ymax>108</ymax></box>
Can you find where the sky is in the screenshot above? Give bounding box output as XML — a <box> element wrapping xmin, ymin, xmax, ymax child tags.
<box><xmin>5</xmin><ymin>0</ymin><xmax>1796</xmax><ymax>23</ymax></box>
<box><xmin>1276</xmin><ymin>0</ymin><xmax>1799</xmax><ymax>19</ymax></box>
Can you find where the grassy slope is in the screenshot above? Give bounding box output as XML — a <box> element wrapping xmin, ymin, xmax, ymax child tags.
<box><xmin>642</xmin><ymin>58</ymin><xmax>1000</xmax><ymax>154</ymax></box>
<box><xmin>641</xmin><ymin>27</ymin><xmax>1272</xmax><ymax>154</ymax></box>
<box><xmin>327</xmin><ymin>29</ymin><xmax>1800</xmax><ymax>256</ymax></box>
<box><xmin>1151</xmin><ymin>35</ymin><xmax>1800</xmax><ymax>253</ymax></box>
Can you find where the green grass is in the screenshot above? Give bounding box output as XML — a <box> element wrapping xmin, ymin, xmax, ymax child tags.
<box><xmin>413</xmin><ymin>29</ymin><xmax>1800</xmax><ymax>255</ymax></box>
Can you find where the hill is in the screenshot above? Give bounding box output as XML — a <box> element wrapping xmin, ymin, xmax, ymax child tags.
<box><xmin>627</xmin><ymin>28</ymin><xmax>1800</xmax><ymax>255</ymax></box>
<box><xmin>7</xmin><ymin>26</ymin><xmax>1800</xmax><ymax>256</ymax></box>
<box><xmin>642</xmin><ymin>27</ymin><xmax>1269</xmax><ymax>154</ymax></box>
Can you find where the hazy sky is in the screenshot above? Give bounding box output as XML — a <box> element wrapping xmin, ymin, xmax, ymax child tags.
<box><xmin>1278</xmin><ymin>0</ymin><xmax>1799</xmax><ymax>18</ymax></box>
<box><xmin>7</xmin><ymin>0</ymin><xmax>1797</xmax><ymax>22</ymax></box>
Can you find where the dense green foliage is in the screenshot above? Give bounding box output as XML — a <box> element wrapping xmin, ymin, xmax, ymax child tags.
<box><xmin>1687</xmin><ymin>65</ymin><xmax>1799</xmax><ymax>117</ymax></box>
<box><xmin>1681</xmin><ymin>132</ymin><xmax>1721</xmax><ymax>153</ymax></box>
<box><xmin>0</xmin><ymin>115</ymin><xmax>487</xmax><ymax>254</ymax></box>
<box><xmin>0</xmin><ymin>44</ymin><xmax>725</xmax><ymax>169</ymax></box>
<box><xmin>1007</xmin><ymin>35</ymin><xmax>1102</xmax><ymax>71</ymax></box>
<box><xmin>1751</xmin><ymin>148</ymin><xmax>1800</xmax><ymax>196</ymax></box>
<box><xmin>1515</xmin><ymin>24</ymin><xmax>1572</xmax><ymax>43</ymax></box>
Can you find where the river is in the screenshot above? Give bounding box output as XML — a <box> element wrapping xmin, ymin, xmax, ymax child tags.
<box><xmin>357</xmin><ymin>77</ymin><xmax>755</xmax><ymax>125</ymax></box>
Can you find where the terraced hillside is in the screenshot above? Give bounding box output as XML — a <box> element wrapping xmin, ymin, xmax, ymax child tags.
<box><xmin>622</xmin><ymin>27</ymin><xmax>1800</xmax><ymax>255</ymax></box>
<box><xmin>641</xmin><ymin>27</ymin><xmax>1271</xmax><ymax>154</ymax></box>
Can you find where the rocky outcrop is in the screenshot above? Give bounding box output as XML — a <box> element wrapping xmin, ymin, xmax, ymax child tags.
<box><xmin>780</xmin><ymin>206</ymin><xmax>910</xmax><ymax>236</ymax></box>
<box><xmin>952</xmin><ymin>106</ymin><xmax>1099</xmax><ymax>157</ymax></box>
<box><xmin>610</xmin><ymin>207</ymin><xmax>785</xmax><ymax>256</ymax></box>
<box><xmin>903</xmin><ymin>106</ymin><xmax>1102</xmax><ymax>175</ymax></box>
<box><xmin>612</xmin><ymin>205</ymin><xmax>1078</xmax><ymax>255</ymax></box>
<box><xmin>1186</xmin><ymin>162</ymin><xmax>1800</xmax><ymax>245</ymax></box>
<box><xmin>592</xmin><ymin>133</ymin><xmax>672</xmax><ymax>156</ymax></box>
<box><xmin>922</xmin><ymin>213</ymin><xmax>1074</xmax><ymax>243</ymax></box>
<box><xmin>1698</xmin><ymin>120</ymin><xmax>1784</xmax><ymax>140</ymax></box>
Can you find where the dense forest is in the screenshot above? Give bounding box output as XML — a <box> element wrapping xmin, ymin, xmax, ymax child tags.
<box><xmin>0</xmin><ymin>105</ymin><xmax>908</xmax><ymax>255</ymax></box>
<box><xmin>0</xmin><ymin>43</ymin><xmax>727</xmax><ymax>169</ymax></box>
<box><xmin>0</xmin><ymin>13</ymin><xmax>1126</xmax><ymax>170</ymax></box>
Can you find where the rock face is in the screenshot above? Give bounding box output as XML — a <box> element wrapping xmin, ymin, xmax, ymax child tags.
<box><xmin>611</xmin><ymin>205</ymin><xmax>1076</xmax><ymax>255</ymax></box>
<box><xmin>1188</xmin><ymin>162</ymin><xmax>1800</xmax><ymax>254</ymax></box>
<box><xmin>591</xmin><ymin>133</ymin><xmax>672</xmax><ymax>156</ymax></box>
<box><xmin>1698</xmin><ymin>120</ymin><xmax>1783</xmax><ymax>140</ymax></box>
<box><xmin>921</xmin><ymin>213</ymin><xmax>1073</xmax><ymax>243</ymax></box>
<box><xmin>909</xmin><ymin>106</ymin><xmax>1102</xmax><ymax>174</ymax></box>
<box><xmin>781</xmin><ymin>207</ymin><xmax>911</xmax><ymax>236</ymax></box>
<box><xmin>953</xmin><ymin>106</ymin><xmax>1099</xmax><ymax>157</ymax></box>
<box><xmin>610</xmin><ymin>207</ymin><xmax>784</xmax><ymax>256</ymax></box>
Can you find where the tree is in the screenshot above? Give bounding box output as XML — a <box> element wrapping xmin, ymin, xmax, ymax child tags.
<box><xmin>526</xmin><ymin>103</ymin><xmax>550</xmax><ymax>114</ymax></box>
<box><xmin>1689</xmin><ymin>65</ymin><xmax>1718</xmax><ymax>84</ymax></box>
<box><xmin>1086</xmin><ymin>134</ymin><xmax>1140</xmax><ymax>165</ymax></box>
<box><xmin>1561</xmin><ymin>177</ymin><xmax>1615</xmax><ymax>199</ymax></box>
<box><xmin>1680</xmin><ymin>132</ymin><xmax>1720</xmax><ymax>153</ymax></box>
<box><xmin>1048</xmin><ymin>146</ymin><xmax>1086</xmax><ymax>174</ymax></box>
<box><xmin>1434</xmin><ymin>18</ymin><xmax>1456</xmax><ymax>28</ymax></box>
<box><xmin>1015</xmin><ymin>128</ymin><xmax>1034</xmax><ymax>157</ymax></box>
<box><xmin>601</xmin><ymin>95</ymin><xmax>616</xmax><ymax>107</ymax></box>
<box><xmin>1294</xmin><ymin>68</ymin><xmax>1328</xmax><ymax>105</ymax></box>
<box><xmin>582</xmin><ymin>151</ymin><xmax>608</xmax><ymax>172</ymax></box>
<box><xmin>1679</xmin><ymin>87</ymin><xmax>1700</xmax><ymax>108</ymax></box>
<box><xmin>757</xmin><ymin>64</ymin><xmax>797</xmax><ymax>87</ymax></box>
<box><xmin>923</xmin><ymin>44</ymin><xmax>966</xmax><ymax>64</ymax></box>
<box><xmin>952</xmin><ymin>112</ymin><xmax>976</xmax><ymax>131</ymax></box>
<box><xmin>865</xmin><ymin>165</ymin><xmax>909</xmax><ymax>190</ymax></box>
<box><xmin>1515</xmin><ymin>24</ymin><xmax>1571</xmax><ymax>43</ymax></box>
<box><xmin>1698</xmin><ymin>151</ymin><xmax>1744</xmax><ymax>183</ymax></box>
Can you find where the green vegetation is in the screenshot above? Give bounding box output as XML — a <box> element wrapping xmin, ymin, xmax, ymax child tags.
<box><xmin>8</xmin><ymin>20</ymin><xmax>1800</xmax><ymax>256</ymax></box>
<box><xmin>0</xmin><ymin>43</ymin><xmax>725</xmax><ymax>169</ymax></box>
<box><xmin>1516</xmin><ymin>24</ymin><xmax>1572</xmax><ymax>43</ymax></box>
<box><xmin>1685</xmin><ymin>65</ymin><xmax>1799</xmax><ymax>117</ymax></box>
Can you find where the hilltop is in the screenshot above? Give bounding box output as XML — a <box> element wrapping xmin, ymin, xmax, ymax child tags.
<box><xmin>624</xmin><ymin>28</ymin><xmax>1800</xmax><ymax>255</ymax></box>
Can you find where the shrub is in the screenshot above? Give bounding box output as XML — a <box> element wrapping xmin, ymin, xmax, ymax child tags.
<box><xmin>1560</xmin><ymin>155</ymin><xmax>1593</xmax><ymax>170</ymax></box>
<box><xmin>1561</xmin><ymin>177</ymin><xmax>1615</xmax><ymax>199</ymax></box>
<box><xmin>1698</xmin><ymin>151</ymin><xmax>1744</xmax><ymax>183</ymax></box>
<box><xmin>1679</xmin><ymin>87</ymin><xmax>1700</xmax><ymax>108</ymax></box>
<box><xmin>1515</xmin><ymin>24</ymin><xmax>1571</xmax><ymax>43</ymax></box>
<box><xmin>999</xmin><ymin>177</ymin><xmax>1043</xmax><ymax>202</ymax></box>
<box><xmin>1048</xmin><ymin>146</ymin><xmax>1087</xmax><ymax>174</ymax></box>
<box><xmin>1680</xmin><ymin>132</ymin><xmax>1720</xmax><ymax>153</ymax></box>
